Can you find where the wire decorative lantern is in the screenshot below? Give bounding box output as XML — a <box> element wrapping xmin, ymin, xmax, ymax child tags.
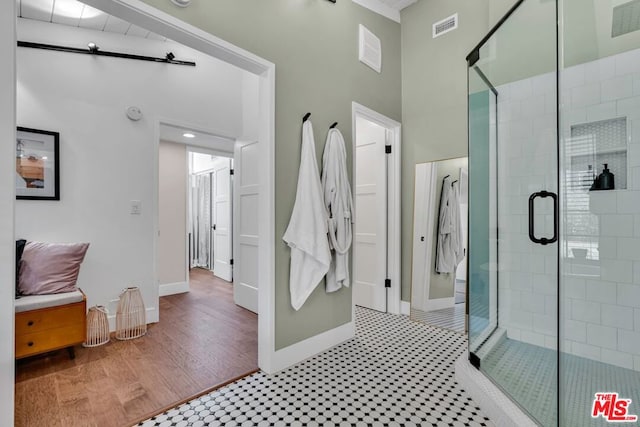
<box><xmin>83</xmin><ymin>305</ymin><xmax>110</xmax><ymax>348</ymax></box>
<box><xmin>115</xmin><ymin>287</ymin><xmax>147</xmax><ymax>340</ymax></box>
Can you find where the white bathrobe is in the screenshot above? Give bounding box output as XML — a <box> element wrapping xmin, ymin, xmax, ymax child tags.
<box><xmin>322</xmin><ymin>128</ymin><xmax>354</xmax><ymax>293</ymax></box>
<box><xmin>435</xmin><ymin>178</ymin><xmax>464</xmax><ymax>274</ymax></box>
<box><xmin>283</xmin><ymin>120</ymin><xmax>331</xmax><ymax>310</ymax></box>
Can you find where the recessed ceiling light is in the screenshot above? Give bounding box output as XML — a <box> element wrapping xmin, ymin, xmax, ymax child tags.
<box><xmin>183</xmin><ymin>133</ymin><xmax>195</xmax><ymax>138</ymax></box>
<box><xmin>42</xmin><ymin>156</ymin><xmax>48</xmax><ymax>160</ymax></box>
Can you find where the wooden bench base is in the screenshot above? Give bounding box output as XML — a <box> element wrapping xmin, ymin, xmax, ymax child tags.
<box><xmin>15</xmin><ymin>292</ymin><xmax>86</xmax><ymax>360</ymax></box>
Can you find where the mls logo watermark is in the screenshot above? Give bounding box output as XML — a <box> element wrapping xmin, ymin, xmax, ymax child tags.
<box><xmin>592</xmin><ymin>393</ymin><xmax>638</xmax><ymax>423</ymax></box>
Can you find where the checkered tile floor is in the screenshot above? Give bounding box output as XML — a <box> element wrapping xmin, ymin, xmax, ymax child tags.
<box><xmin>411</xmin><ymin>305</ymin><xmax>466</xmax><ymax>333</ymax></box>
<box><xmin>138</xmin><ymin>307</ymin><xmax>493</xmax><ymax>427</ymax></box>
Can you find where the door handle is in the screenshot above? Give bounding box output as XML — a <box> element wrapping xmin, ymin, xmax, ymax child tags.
<box><xmin>528</xmin><ymin>190</ymin><xmax>558</xmax><ymax>245</ymax></box>
<box><xmin>212</xmin><ymin>224</ymin><xmax>216</xmax><ymax>231</ymax></box>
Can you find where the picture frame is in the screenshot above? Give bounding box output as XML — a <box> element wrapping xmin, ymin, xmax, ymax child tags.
<box><xmin>16</xmin><ymin>127</ymin><xmax>60</xmax><ymax>200</ymax></box>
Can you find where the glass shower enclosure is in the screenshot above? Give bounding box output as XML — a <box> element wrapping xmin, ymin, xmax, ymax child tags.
<box><xmin>467</xmin><ymin>0</ymin><xmax>640</xmax><ymax>426</ymax></box>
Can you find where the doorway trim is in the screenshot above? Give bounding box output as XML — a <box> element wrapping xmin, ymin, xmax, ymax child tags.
<box><xmin>80</xmin><ymin>0</ymin><xmax>279</xmax><ymax>374</ymax></box>
<box><xmin>351</xmin><ymin>102</ymin><xmax>402</xmax><ymax>315</ymax></box>
<box><xmin>0</xmin><ymin>1</ymin><xmax>16</xmax><ymax>424</ymax></box>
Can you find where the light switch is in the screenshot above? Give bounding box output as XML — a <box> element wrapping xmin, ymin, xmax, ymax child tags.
<box><xmin>130</xmin><ymin>200</ymin><xmax>142</xmax><ymax>215</ymax></box>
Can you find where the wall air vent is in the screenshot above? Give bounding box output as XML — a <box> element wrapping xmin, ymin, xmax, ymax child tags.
<box><xmin>359</xmin><ymin>24</ymin><xmax>382</xmax><ymax>73</ymax></box>
<box><xmin>612</xmin><ymin>0</ymin><xmax>640</xmax><ymax>38</ymax></box>
<box><xmin>433</xmin><ymin>13</ymin><xmax>458</xmax><ymax>38</ymax></box>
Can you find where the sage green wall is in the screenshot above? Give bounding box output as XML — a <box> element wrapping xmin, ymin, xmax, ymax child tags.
<box><xmin>140</xmin><ymin>0</ymin><xmax>402</xmax><ymax>350</ymax></box>
<box><xmin>400</xmin><ymin>0</ymin><xmax>490</xmax><ymax>302</ymax></box>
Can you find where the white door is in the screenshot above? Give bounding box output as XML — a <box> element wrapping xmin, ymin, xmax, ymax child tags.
<box><xmin>212</xmin><ymin>158</ymin><xmax>233</xmax><ymax>282</ymax></box>
<box><xmin>353</xmin><ymin>117</ymin><xmax>388</xmax><ymax>312</ymax></box>
<box><xmin>233</xmin><ymin>141</ymin><xmax>259</xmax><ymax>313</ymax></box>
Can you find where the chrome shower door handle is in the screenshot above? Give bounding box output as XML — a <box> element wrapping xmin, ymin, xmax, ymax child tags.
<box><xmin>528</xmin><ymin>190</ymin><xmax>558</xmax><ymax>245</ymax></box>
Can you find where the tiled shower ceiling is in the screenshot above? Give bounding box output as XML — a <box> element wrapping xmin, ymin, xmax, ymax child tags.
<box><xmin>17</xmin><ymin>0</ymin><xmax>167</xmax><ymax>41</ymax></box>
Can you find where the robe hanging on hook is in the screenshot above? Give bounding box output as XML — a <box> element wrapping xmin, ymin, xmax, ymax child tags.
<box><xmin>303</xmin><ymin>112</ymin><xmax>311</xmax><ymax>122</ymax></box>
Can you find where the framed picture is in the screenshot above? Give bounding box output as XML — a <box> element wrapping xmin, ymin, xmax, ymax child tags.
<box><xmin>16</xmin><ymin>127</ymin><xmax>60</xmax><ymax>200</ymax></box>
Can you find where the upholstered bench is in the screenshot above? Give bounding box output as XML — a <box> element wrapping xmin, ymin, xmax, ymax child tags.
<box><xmin>15</xmin><ymin>289</ymin><xmax>86</xmax><ymax>359</ymax></box>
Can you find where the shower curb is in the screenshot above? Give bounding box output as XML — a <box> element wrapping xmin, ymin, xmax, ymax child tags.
<box><xmin>455</xmin><ymin>351</ymin><xmax>538</xmax><ymax>427</ymax></box>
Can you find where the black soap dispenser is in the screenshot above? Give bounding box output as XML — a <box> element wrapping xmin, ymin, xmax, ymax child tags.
<box><xmin>598</xmin><ymin>163</ymin><xmax>615</xmax><ymax>190</ymax></box>
<box><xmin>587</xmin><ymin>165</ymin><xmax>599</xmax><ymax>191</ymax></box>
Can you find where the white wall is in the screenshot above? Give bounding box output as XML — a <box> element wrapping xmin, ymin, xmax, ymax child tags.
<box><xmin>15</xmin><ymin>18</ymin><xmax>247</xmax><ymax>325</ymax></box>
<box><xmin>0</xmin><ymin>2</ymin><xmax>16</xmax><ymax>425</ymax></box>
<box><xmin>496</xmin><ymin>48</ymin><xmax>640</xmax><ymax>372</ymax></box>
<box><xmin>495</xmin><ymin>70</ymin><xmax>558</xmax><ymax>351</ymax></box>
<box><xmin>191</xmin><ymin>152</ymin><xmax>218</xmax><ymax>174</ymax></box>
<box><xmin>158</xmin><ymin>141</ymin><xmax>187</xmax><ymax>286</ymax></box>
<box><xmin>561</xmin><ymin>49</ymin><xmax>640</xmax><ymax>371</ymax></box>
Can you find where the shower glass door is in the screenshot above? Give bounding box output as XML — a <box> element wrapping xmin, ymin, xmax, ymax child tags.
<box><xmin>467</xmin><ymin>0</ymin><xmax>559</xmax><ymax>425</ymax></box>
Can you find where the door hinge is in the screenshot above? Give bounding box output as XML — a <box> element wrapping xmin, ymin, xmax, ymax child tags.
<box><xmin>385</xmin><ymin>278</ymin><xmax>391</xmax><ymax>288</ymax></box>
<box><xmin>385</xmin><ymin>145</ymin><xmax>392</xmax><ymax>154</ymax></box>
<box><xmin>230</xmin><ymin>259</ymin><xmax>234</xmax><ymax>265</ymax></box>
<box><xmin>230</xmin><ymin>169</ymin><xmax>234</xmax><ymax>175</ymax></box>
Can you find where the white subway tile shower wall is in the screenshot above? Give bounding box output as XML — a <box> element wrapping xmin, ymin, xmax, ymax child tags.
<box><xmin>496</xmin><ymin>69</ymin><xmax>558</xmax><ymax>352</ymax></box>
<box><xmin>494</xmin><ymin>47</ymin><xmax>640</xmax><ymax>372</ymax></box>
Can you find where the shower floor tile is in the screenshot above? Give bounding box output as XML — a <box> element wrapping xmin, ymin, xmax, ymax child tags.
<box><xmin>138</xmin><ymin>307</ymin><xmax>494</xmax><ymax>427</ymax></box>
<box><xmin>482</xmin><ymin>337</ymin><xmax>640</xmax><ymax>427</ymax></box>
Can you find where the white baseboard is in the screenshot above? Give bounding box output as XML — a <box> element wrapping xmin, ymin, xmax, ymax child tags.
<box><xmin>425</xmin><ymin>296</ymin><xmax>455</xmax><ymax>311</ymax></box>
<box><xmin>267</xmin><ymin>320</ymin><xmax>355</xmax><ymax>374</ymax></box>
<box><xmin>455</xmin><ymin>352</ymin><xmax>537</xmax><ymax>427</ymax></box>
<box><xmin>159</xmin><ymin>281</ymin><xmax>189</xmax><ymax>297</ymax></box>
<box><xmin>107</xmin><ymin>307</ymin><xmax>157</xmax><ymax>332</ymax></box>
<box><xmin>234</xmin><ymin>282</ymin><xmax>258</xmax><ymax>314</ymax></box>
<box><xmin>400</xmin><ymin>301</ymin><xmax>410</xmax><ymax>316</ymax></box>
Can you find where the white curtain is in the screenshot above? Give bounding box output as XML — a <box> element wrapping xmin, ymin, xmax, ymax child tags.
<box><xmin>191</xmin><ymin>173</ymin><xmax>211</xmax><ymax>268</ymax></box>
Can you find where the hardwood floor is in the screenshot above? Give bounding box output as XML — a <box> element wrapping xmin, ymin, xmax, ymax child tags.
<box><xmin>15</xmin><ymin>268</ymin><xmax>258</xmax><ymax>427</ymax></box>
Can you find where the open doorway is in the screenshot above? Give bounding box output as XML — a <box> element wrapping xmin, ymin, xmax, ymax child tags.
<box><xmin>188</xmin><ymin>150</ymin><xmax>234</xmax><ymax>282</ymax></box>
<box><xmin>13</xmin><ymin>4</ymin><xmax>265</xmax><ymax>425</ymax></box>
<box><xmin>351</xmin><ymin>102</ymin><xmax>401</xmax><ymax>315</ymax></box>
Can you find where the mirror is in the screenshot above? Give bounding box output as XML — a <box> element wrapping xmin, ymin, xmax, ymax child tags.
<box><xmin>410</xmin><ymin>157</ymin><xmax>468</xmax><ymax>333</ymax></box>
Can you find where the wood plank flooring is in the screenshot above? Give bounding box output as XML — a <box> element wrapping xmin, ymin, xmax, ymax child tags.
<box><xmin>15</xmin><ymin>268</ymin><xmax>258</xmax><ymax>427</ymax></box>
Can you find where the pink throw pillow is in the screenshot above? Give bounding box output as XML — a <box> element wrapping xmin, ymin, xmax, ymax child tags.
<box><xmin>18</xmin><ymin>242</ymin><xmax>90</xmax><ymax>295</ymax></box>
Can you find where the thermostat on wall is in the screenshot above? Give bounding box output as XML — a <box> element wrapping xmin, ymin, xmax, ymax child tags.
<box><xmin>126</xmin><ymin>106</ymin><xmax>143</xmax><ymax>121</ymax></box>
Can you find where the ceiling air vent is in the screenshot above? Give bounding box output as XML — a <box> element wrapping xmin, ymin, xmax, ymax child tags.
<box><xmin>433</xmin><ymin>13</ymin><xmax>458</xmax><ymax>38</ymax></box>
<box><xmin>359</xmin><ymin>24</ymin><xmax>382</xmax><ymax>73</ymax></box>
<box><xmin>612</xmin><ymin>0</ymin><xmax>640</xmax><ymax>38</ymax></box>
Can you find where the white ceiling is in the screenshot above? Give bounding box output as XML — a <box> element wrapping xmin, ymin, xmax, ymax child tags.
<box><xmin>351</xmin><ymin>0</ymin><xmax>417</xmax><ymax>23</ymax></box>
<box><xmin>17</xmin><ymin>0</ymin><xmax>167</xmax><ymax>41</ymax></box>
<box><xmin>379</xmin><ymin>0</ymin><xmax>417</xmax><ymax>11</ymax></box>
<box><xmin>19</xmin><ymin>0</ymin><xmax>416</xmax><ymax>38</ymax></box>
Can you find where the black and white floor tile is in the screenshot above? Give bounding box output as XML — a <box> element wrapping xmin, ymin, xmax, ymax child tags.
<box><xmin>138</xmin><ymin>307</ymin><xmax>493</xmax><ymax>427</ymax></box>
<box><xmin>410</xmin><ymin>305</ymin><xmax>466</xmax><ymax>333</ymax></box>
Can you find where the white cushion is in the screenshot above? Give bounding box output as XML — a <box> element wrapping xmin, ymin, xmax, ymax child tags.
<box><xmin>15</xmin><ymin>290</ymin><xmax>84</xmax><ymax>313</ymax></box>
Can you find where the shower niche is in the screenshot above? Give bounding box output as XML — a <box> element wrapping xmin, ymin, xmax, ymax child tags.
<box><xmin>569</xmin><ymin>117</ymin><xmax>628</xmax><ymax>191</ymax></box>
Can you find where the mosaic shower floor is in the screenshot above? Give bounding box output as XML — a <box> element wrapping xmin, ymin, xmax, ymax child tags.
<box><xmin>138</xmin><ymin>307</ymin><xmax>494</xmax><ymax>427</ymax></box>
<box><xmin>482</xmin><ymin>337</ymin><xmax>640</xmax><ymax>427</ymax></box>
